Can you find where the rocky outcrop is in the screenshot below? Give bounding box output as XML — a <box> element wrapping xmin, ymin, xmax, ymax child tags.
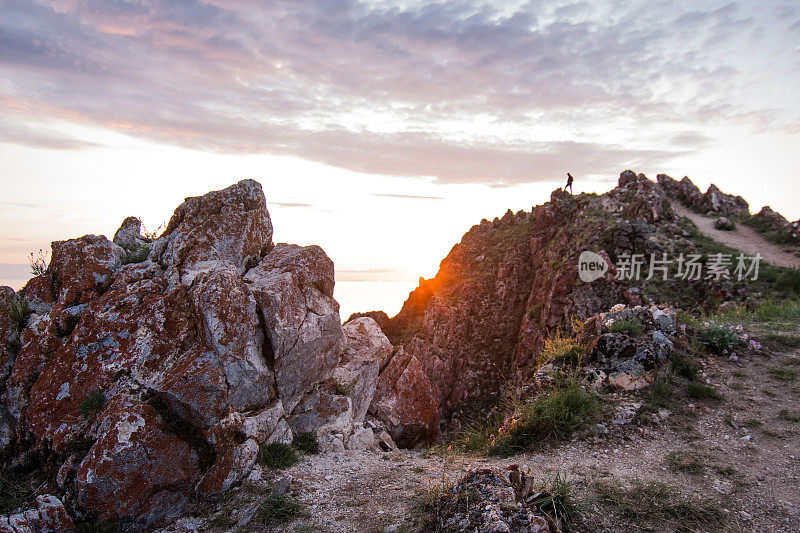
<box><xmin>384</xmin><ymin>170</ymin><xmax>751</xmax><ymax>422</ymax></box>
<box><xmin>657</xmin><ymin>174</ymin><xmax>748</xmax><ymax>217</ymax></box>
<box><xmin>344</xmin><ymin>310</ymin><xmax>390</xmax><ymax>332</ymax></box>
<box><xmin>0</xmin><ymin>177</ymin><xmax>439</xmax><ymax>529</ymax></box>
<box><xmin>429</xmin><ymin>468</ymin><xmax>562</xmax><ymax>533</ymax></box>
<box><xmin>0</xmin><ymin>180</ymin><xmax>411</xmax><ymax>530</ymax></box>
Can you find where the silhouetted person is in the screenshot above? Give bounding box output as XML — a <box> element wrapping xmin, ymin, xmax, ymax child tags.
<box><xmin>566</xmin><ymin>172</ymin><xmax>574</xmax><ymax>194</ymax></box>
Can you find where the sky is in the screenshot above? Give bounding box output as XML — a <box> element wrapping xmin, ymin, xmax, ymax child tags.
<box><xmin>1</xmin><ymin>0</ymin><xmax>799</xmax><ymax>316</ymax></box>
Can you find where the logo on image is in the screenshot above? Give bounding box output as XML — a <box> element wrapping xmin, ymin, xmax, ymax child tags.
<box><xmin>578</xmin><ymin>250</ymin><xmax>609</xmax><ymax>283</ymax></box>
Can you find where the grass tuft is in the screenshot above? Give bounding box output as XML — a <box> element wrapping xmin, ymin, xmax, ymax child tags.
<box><xmin>608</xmin><ymin>319</ymin><xmax>644</xmax><ymax>336</ymax></box>
<box><xmin>594</xmin><ymin>479</ymin><xmax>724</xmax><ymax>527</ymax></box>
<box><xmin>258</xmin><ymin>442</ymin><xmax>298</xmax><ymax>470</ymax></box>
<box><xmin>292</xmin><ymin>432</ymin><xmax>320</xmax><ymax>455</ymax></box>
<box><xmin>687</xmin><ymin>383</ymin><xmax>723</xmax><ymax>401</ymax></box>
<box><xmin>256</xmin><ymin>492</ymin><xmax>306</xmax><ymax>524</ymax></box>
<box><xmin>5</xmin><ymin>295</ymin><xmax>31</xmax><ymax>330</ymax></box>
<box><xmin>488</xmin><ymin>380</ymin><xmax>600</xmax><ymax>456</ymax></box>
<box><xmin>665</xmin><ymin>450</ymin><xmax>705</xmax><ymax>474</ymax></box>
<box><xmin>79</xmin><ymin>390</ymin><xmax>107</xmax><ymax>418</ymax></box>
<box><xmin>540</xmin><ymin>332</ymin><xmax>584</xmax><ymax>365</ymax></box>
<box><xmin>768</xmin><ymin>366</ymin><xmax>797</xmax><ymax>382</ymax></box>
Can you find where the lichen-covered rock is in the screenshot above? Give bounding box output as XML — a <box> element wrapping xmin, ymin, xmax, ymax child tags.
<box><xmin>344</xmin><ymin>310</ymin><xmax>390</xmax><ymax>332</ymax></box>
<box><xmin>334</xmin><ymin>317</ymin><xmax>392</xmax><ymax>426</ymax></box>
<box><xmin>431</xmin><ymin>468</ymin><xmax>556</xmax><ymax>533</ymax></box>
<box><xmin>49</xmin><ymin>235</ymin><xmax>124</xmax><ymax>308</ymax></box>
<box><xmin>75</xmin><ymin>396</ymin><xmax>203</xmax><ymax>526</ymax></box>
<box><xmin>245</xmin><ymin>243</ymin><xmax>344</xmax><ymax>415</ymax></box>
<box><xmin>152</xmin><ymin>179</ymin><xmax>273</xmax><ymax>275</ymax></box>
<box><xmin>113</xmin><ymin>216</ymin><xmax>147</xmax><ymax>249</ymax></box>
<box><xmin>369</xmin><ymin>348</ymin><xmax>440</xmax><ymax>448</ymax></box>
<box><xmin>585</xmin><ymin>305</ymin><xmax>676</xmax><ymax>391</ymax></box>
<box><xmin>0</xmin><ymin>494</ymin><xmax>75</xmax><ymax>533</ymax></box>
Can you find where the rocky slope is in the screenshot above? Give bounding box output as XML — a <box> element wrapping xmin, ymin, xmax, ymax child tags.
<box><xmin>382</xmin><ymin>171</ymin><xmax>796</xmax><ymax>425</ymax></box>
<box><xmin>0</xmin><ymin>180</ymin><xmax>436</xmax><ymax>531</ymax></box>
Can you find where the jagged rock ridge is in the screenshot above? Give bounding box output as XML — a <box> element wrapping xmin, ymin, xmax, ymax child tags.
<box><xmin>383</xmin><ymin>170</ymin><xmax>792</xmax><ymax>423</ymax></box>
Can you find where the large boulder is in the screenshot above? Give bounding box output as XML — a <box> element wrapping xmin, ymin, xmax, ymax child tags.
<box><xmin>75</xmin><ymin>396</ymin><xmax>203</xmax><ymax>526</ymax></box>
<box><xmin>335</xmin><ymin>317</ymin><xmax>392</xmax><ymax>425</ymax></box>
<box><xmin>369</xmin><ymin>347</ymin><xmax>440</xmax><ymax>448</ymax></box>
<box><xmin>151</xmin><ymin>179</ymin><xmax>273</xmax><ymax>276</ymax></box>
<box><xmin>244</xmin><ymin>243</ymin><xmax>344</xmax><ymax>415</ymax></box>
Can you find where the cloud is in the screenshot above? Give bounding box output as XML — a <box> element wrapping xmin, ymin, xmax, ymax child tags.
<box><xmin>270</xmin><ymin>202</ymin><xmax>314</xmax><ymax>208</ymax></box>
<box><xmin>0</xmin><ymin>0</ymin><xmax>793</xmax><ymax>183</ymax></box>
<box><xmin>370</xmin><ymin>193</ymin><xmax>444</xmax><ymax>200</ymax></box>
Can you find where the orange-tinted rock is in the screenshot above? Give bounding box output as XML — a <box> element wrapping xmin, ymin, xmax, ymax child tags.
<box><xmin>370</xmin><ymin>348</ymin><xmax>440</xmax><ymax>448</ymax></box>
<box><xmin>75</xmin><ymin>396</ymin><xmax>202</xmax><ymax>525</ymax></box>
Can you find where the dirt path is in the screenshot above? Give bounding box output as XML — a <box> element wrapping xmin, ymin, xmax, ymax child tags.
<box><xmin>673</xmin><ymin>203</ymin><xmax>800</xmax><ymax>270</ymax></box>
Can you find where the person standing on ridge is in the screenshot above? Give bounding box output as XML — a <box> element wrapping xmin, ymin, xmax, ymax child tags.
<box><xmin>566</xmin><ymin>172</ymin><xmax>574</xmax><ymax>194</ymax></box>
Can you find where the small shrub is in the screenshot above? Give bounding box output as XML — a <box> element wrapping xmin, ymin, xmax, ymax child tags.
<box><xmin>608</xmin><ymin>319</ymin><xmax>643</xmax><ymax>336</ymax></box>
<box><xmin>256</xmin><ymin>492</ymin><xmax>305</xmax><ymax>523</ymax></box>
<box><xmin>669</xmin><ymin>352</ymin><xmax>698</xmax><ymax>381</ymax></box>
<box><xmin>696</xmin><ymin>324</ymin><xmax>743</xmax><ymax>354</ymax></box>
<box><xmin>121</xmin><ymin>243</ymin><xmax>150</xmax><ymax>265</ymax></box>
<box><xmin>258</xmin><ymin>442</ymin><xmax>298</xmax><ymax>470</ymax></box>
<box><xmin>79</xmin><ymin>391</ymin><xmax>107</xmax><ymax>418</ymax></box>
<box><xmin>665</xmin><ymin>451</ymin><xmax>705</xmax><ymax>474</ymax></box>
<box><xmin>28</xmin><ymin>249</ymin><xmax>48</xmax><ymax>276</ymax></box>
<box><xmin>540</xmin><ymin>332</ymin><xmax>584</xmax><ymax>365</ymax></box>
<box><xmin>687</xmin><ymin>383</ymin><xmax>723</xmax><ymax>401</ymax></box>
<box><xmin>488</xmin><ymin>380</ymin><xmax>600</xmax><ymax>456</ymax></box>
<box><xmin>292</xmin><ymin>432</ymin><xmax>319</xmax><ymax>455</ymax></box>
<box><xmin>6</xmin><ymin>295</ymin><xmax>31</xmax><ymax>330</ymax></box>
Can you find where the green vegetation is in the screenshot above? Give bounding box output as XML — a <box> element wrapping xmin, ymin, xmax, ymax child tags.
<box><xmin>695</xmin><ymin>324</ymin><xmax>743</xmax><ymax>354</ymax></box>
<box><xmin>0</xmin><ymin>475</ymin><xmax>33</xmax><ymax>514</ymax></box>
<box><xmin>687</xmin><ymin>383</ymin><xmax>723</xmax><ymax>401</ymax></box>
<box><xmin>256</xmin><ymin>492</ymin><xmax>306</xmax><ymax>524</ymax></box>
<box><xmin>121</xmin><ymin>243</ymin><xmax>151</xmax><ymax>265</ymax></box>
<box><xmin>292</xmin><ymin>432</ymin><xmax>320</xmax><ymax>455</ymax></box>
<box><xmin>79</xmin><ymin>390</ymin><xmax>107</xmax><ymax>418</ymax></box>
<box><xmin>665</xmin><ymin>451</ymin><xmax>706</xmax><ymax>475</ymax></box>
<box><xmin>5</xmin><ymin>294</ymin><xmax>31</xmax><ymax>330</ymax></box>
<box><xmin>487</xmin><ymin>380</ymin><xmax>600</xmax><ymax>457</ymax></box>
<box><xmin>608</xmin><ymin>319</ymin><xmax>643</xmax><ymax>335</ymax></box>
<box><xmin>778</xmin><ymin>409</ymin><xmax>800</xmax><ymax>422</ymax></box>
<box><xmin>448</xmin><ymin>378</ymin><xmax>600</xmax><ymax>457</ymax></box>
<box><xmin>258</xmin><ymin>442</ymin><xmax>298</xmax><ymax>470</ymax></box>
<box><xmin>539</xmin><ymin>331</ymin><xmax>584</xmax><ymax>365</ymax></box>
<box><xmin>741</xmin><ymin>214</ymin><xmax>799</xmax><ymax>247</ymax></box>
<box><xmin>529</xmin><ymin>472</ymin><xmax>582</xmax><ymax>526</ymax></box>
<box><xmin>669</xmin><ymin>351</ymin><xmax>699</xmax><ymax>381</ymax></box>
<box><xmin>767</xmin><ymin>366</ymin><xmax>797</xmax><ymax>382</ymax></box>
<box><xmin>594</xmin><ymin>479</ymin><xmax>724</xmax><ymax>529</ymax></box>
